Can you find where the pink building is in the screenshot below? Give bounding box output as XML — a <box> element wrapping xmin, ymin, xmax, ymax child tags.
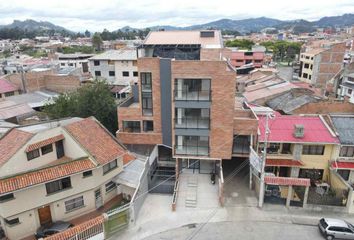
<box><xmin>230</xmin><ymin>50</ymin><xmax>265</xmax><ymax>68</ymax></box>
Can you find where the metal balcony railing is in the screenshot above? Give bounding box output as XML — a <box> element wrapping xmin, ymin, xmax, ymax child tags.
<box><xmin>174</xmin><ymin>117</ymin><xmax>210</xmax><ymax>129</ymax></box>
<box><xmin>173</xmin><ymin>90</ymin><xmax>211</xmax><ymax>101</ymax></box>
<box><xmin>174</xmin><ymin>145</ymin><xmax>209</xmax><ymax>156</ymax></box>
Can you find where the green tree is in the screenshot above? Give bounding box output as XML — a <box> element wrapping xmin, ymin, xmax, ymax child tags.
<box><xmin>44</xmin><ymin>81</ymin><xmax>117</xmax><ymax>133</ymax></box>
<box><xmin>92</xmin><ymin>32</ymin><xmax>103</xmax><ymax>51</ymax></box>
<box><xmin>84</xmin><ymin>30</ymin><xmax>91</xmax><ymax>37</ymax></box>
<box><xmin>225</xmin><ymin>39</ymin><xmax>255</xmax><ymax>50</ymax></box>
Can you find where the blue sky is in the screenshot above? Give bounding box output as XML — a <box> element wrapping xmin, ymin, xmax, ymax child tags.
<box><xmin>0</xmin><ymin>0</ymin><xmax>353</xmax><ymax>31</ymax></box>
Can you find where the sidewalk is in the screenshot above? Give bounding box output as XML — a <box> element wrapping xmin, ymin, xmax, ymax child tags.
<box><xmin>113</xmin><ymin>194</ymin><xmax>354</xmax><ymax>240</ymax></box>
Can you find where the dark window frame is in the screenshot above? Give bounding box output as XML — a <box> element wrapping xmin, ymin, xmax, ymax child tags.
<box><xmin>94</xmin><ymin>60</ymin><xmax>100</xmax><ymax>66</ymax></box>
<box><xmin>82</xmin><ymin>170</ymin><xmax>93</xmax><ymax>178</ymax></box>
<box><xmin>143</xmin><ymin>120</ymin><xmax>154</xmax><ymax>132</ymax></box>
<box><xmin>0</xmin><ymin>193</ymin><xmax>14</xmax><ymax>203</ymax></box>
<box><xmin>27</xmin><ymin>149</ymin><xmax>40</xmax><ymax>161</ymax></box>
<box><xmin>109</xmin><ymin>71</ymin><xmax>115</xmax><ymax>77</ymax></box>
<box><xmin>103</xmin><ymin>159</ymin><xmax>118</xmax><ymax>175</ymax></box>
<box><xmin>5</xmin><ymin>218</ymin><xmax>20</xmax><ymax>226</ymax></box>
<box><xmin>65</xmin><ymin>196</ymin><xmax>84</xmax><ymax>212</ymax></box>
<box><xmin>105</xmin><ymin>181</ymin><xmax>117</xmax><ymax>193</ymax></box>
<box><xmin>95</xmin><ymin>71</ymin><xmax>101</xmax><ymax>77</ymax></box>
<box><xmin>302</xmin><ymin>145</ymin><xmax>325</xmax><ymax>155</ymax></box>
<box><xmin>45</xmin><ymin>177</ymin><xmax>72</xmax><ymax>195</ymax></box>
<box><xmin>122</xmin><ymin>71</ymin><xmax>129</xmax><ymax>77</ymax></box>
<box><xmin>41</xmin><ymin>144</ymin><xmax>53</xmax><ymax>155</ymax></box>
<box><xmin>123</xmin><ymin>121</ymin><xmax>141</xmax><ymax>133</ymax></box>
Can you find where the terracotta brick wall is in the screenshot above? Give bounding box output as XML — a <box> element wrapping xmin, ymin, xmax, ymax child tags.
<box><xmin>5</xmin><ymin>71</ymin><xmax>80</xmax><ymax>93</ymax></box>
<box><xmin>171</xmin><ymin>60</ymin><xmax>236</xmax><ymax>160</ymax></box>
<box><xmin>317</xmin><ymin>42</ymin><xmax>346</xmax><ymax>89</ymax></box>
<box><xmin>292</xmin><ymin>101</ymin><xmax>354</xmax><ymax>114</ymax></box>
<box><xmin>116</xmin><ymin>57</ymin><xmax>164</xmax><ymax>146</ymax></box>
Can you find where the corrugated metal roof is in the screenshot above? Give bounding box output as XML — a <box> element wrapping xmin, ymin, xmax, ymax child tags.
<box><xmin>331</xmin><ymin>116</ymin><xmax>354</xmax><ymax>145</ymax></box>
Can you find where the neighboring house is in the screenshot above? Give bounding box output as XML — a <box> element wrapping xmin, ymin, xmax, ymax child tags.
<box><xmin>88</xmin><ymin>49</ymin><xmax>138</xmax><ymax>85</ymax></box>
<box><xmin>329</xmin><ymin>116</ymin><xmax>354</xmax><ymax>184</ymax></box>
<box><xmin>57</xmin><ymin>53</ymin><xmax>93</xmax><ymax>73</ymax></box>
<box><xmin>339</xmin><ymin>72</ymin><xmax>354</xmax><ymax>103</ymax></box>
<box><xmin>259</xmin><ymin>114</ymin><xmax>339</xmax><ymax>182</ymax></box>
<box><xmin>0</xmin><ymin>77</ymin><xmax>20</xmax><ymax>100</ymax></box>
<box><xmin>299</xmin><ymin>42</ymin><xmax>345</xmax><ymax>90</ymax></box>
<box><xmin>228</xmin><ymin>48</ymin><xmax>265</xmax><ymax>68</ymax></box>
<box><xmin>0</xmin><ymin>117</ymin><xmax>134</xmax><ymax>240</ymax></box>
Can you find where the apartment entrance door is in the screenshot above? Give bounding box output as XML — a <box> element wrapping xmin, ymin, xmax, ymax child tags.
<box><xmin>95</xmin><ymin>189</ymin><xmax>103</xmax><ymax>209</ymax></box>
<box><xmin>38</xmin><ymin>205</ymin><xmax>52</xmax><ymax>226</ymax></box>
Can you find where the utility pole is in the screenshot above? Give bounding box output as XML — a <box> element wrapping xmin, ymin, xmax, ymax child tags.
<box><xmin>258</xmin><ymin>113</ymin><xmax>271</xmax><ymax>208</ymax></box>
<box><xmin>17</xmin><ymin>65</ymin><xmax>27</xmax><ymax>93</ymax></box>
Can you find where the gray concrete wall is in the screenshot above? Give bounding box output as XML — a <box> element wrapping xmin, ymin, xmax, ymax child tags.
<box><xmin>160</xmin><ymin>59</ymin><xmax>172</xmax><ymax>147</ymax></box>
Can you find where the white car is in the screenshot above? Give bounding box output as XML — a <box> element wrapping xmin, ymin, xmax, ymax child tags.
<box><xmin>318</xmin><ymin>218</ymin><xmax>354</xmax><ymax>240</ymax></box>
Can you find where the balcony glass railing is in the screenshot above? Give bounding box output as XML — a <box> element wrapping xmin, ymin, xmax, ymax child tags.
<box><xmin>174</xmin><ymin>117</ymin><xmax>210</xmax><ymax>129</ymax></box>
<box><xmin>174</xmin><ymin>90</ymin><xmax>211</xmax><ymax>101</ymax></box>
<box><xmin>174</xmin><ymin>145</ymin><xmax>209</xmax><ymax>156</ymax></box>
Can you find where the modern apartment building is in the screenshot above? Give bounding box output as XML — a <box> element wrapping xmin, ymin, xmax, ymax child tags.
<box><xmin>0</xmin><ymin>117</ymin><xmax>133</xmax><ymax>239</ymax></box>
<box><xmin>299</xmin><ymin>42</ymin><xmax>345</xmax><ymax>90</ymax></box>
<box><xmin>88</xmin><ymin>49</ymin><xmax>138</xmax><ymax>85</ymax></box>
<box><xmin>117</xmin><ymin>30</ymin><xmax>258</xmax><ymax>186</ymax></box>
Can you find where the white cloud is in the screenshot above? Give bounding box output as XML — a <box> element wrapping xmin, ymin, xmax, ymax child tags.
<box><xmin>0</xmin><ymin>0</ymin><xmax>353</xmax><ymax>31</ymax></box>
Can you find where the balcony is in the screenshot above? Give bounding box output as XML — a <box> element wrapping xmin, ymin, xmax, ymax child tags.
<box><xmin>174</xmin><ymin>145</ymin><xmax>209</xmax><ymax>156</ymax></box>
<box><xmin>174</xmin><ymin>117</ymin><xmax>210</xmax><ymax>129</ymax></box>
<box><xmin>174</xmin><ymin>90</ymin><xmax>211</xmax><ymax>101</ymax></box>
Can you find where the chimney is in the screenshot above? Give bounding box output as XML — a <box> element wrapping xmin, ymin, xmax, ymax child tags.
<box><xmin>293</xmin><ymin>124</ymin><xmax>304</xmax><ymax>138</ymax></box>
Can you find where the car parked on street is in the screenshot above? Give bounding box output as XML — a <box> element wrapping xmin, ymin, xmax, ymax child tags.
<box><xmin>35</xmin><ymin>221</ymin><xmax>74</xmax><ymax>239</ymax></box>
<box><xmin>318</xmin><ymin>218</ymin><xmax>354</xmax><ymax>240</ymax></box>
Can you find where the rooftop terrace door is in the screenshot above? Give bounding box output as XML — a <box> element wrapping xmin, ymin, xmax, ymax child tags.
<box><xmin>56</xmin><ymin>140</ymin><xmax>64</xmax><ymax>159</ymax></box>
<box><xmin>38</xmin><ymin>205</ymin><xmax>52</xmax><ymax>226</ymax></box>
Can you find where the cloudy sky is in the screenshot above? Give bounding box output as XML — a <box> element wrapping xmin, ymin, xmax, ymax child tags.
<box><xmin>0</xmin><ymin>0</ymin><xmax>353</xmax><ymax>32</ymax></box>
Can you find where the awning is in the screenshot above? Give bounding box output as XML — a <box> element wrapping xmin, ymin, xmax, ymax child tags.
<box><xmin>26</xmin><ymin>134</ymin><xmax>65</xmax><ymax>152</ymax></box>
<box><xmin>265</xmin><ymin>176</ymin><xmax>310</xmax><ymax>187</ymax></box>
<box><xmin>331</xmin><ymin>161</ymin><xmax>354</xmax><ymax>169</ymax></box>
<box><xmin>266</xmin><ymin>159</ymin><xmax>303</xmax><ymax>167</ymax></box>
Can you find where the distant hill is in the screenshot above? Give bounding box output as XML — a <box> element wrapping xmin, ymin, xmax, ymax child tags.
<box><xmin>119</xmin><ymin>13</ymin><xmax>354</xmax><ymax>34</ymax></box>
<box><xmin>0</xmin><ymin>19</ymin><xmax>73</xmax><ymax>33</ymax></box>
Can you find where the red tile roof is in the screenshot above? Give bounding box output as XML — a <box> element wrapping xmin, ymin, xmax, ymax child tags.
<box><xmin>65</xmin><ymin>118</ymin><xmax>126</xmax><ymax>165</ymax></box>
<box><xmin>0</xmin><ymin>129</ymin><xmax>33</xmax><ymax>167</ymax></box>
<box><xmin>45</xmin><ymin>215</ymin><xmax>104</xmax><ymax>240</ymax></box>
<box><xmin>0</xmin><ymin>158</ymin><xmax>95</xmax><ymax>194</ymax></box>
<box><xmin>265</xmin><ymin>176</ymin><xmax>310</xmax><ymax>187</ymax></box>
<box><xmin>0</xmin><ymin>78</ymin><xmax>18</xmax><ymax>94</ymax></box>
<box><xmin>26</xmin><ymin>134</ymin><xmax>65</xmax><ymax>152</ymax></box>
<box><xmin>123</xmin><ymin>153</ymin><xmax>136</xmax><ymax>165</ymax></box>
<box><xmin>331</xmin><ymin>161</ymin><xmax>354</xmax><ymax>169</ymax></box>
<box><xmin>258</xmin><ymin>115</ymin><xmax>339</xmax><ymax>144</ymax></box>
<box><xmin>266</xmin><ymin>159</ymin><xmax>304</xmax><ymax>167</ymax></box>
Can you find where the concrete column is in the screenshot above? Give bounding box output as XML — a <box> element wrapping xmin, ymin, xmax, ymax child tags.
<box><xmin>303</xmin><ymin>186</ymin><xmax>309</xmax><ymax>208</ymax></box>
<box><xmin>286</xmin><ymin>185</ymin><xmax>293</xmax><ymax>207</ymax></box>
<box><xmin>177</xmin><ymin>79</ymin><xmax>183</xmax><ymax>99</ymax></box>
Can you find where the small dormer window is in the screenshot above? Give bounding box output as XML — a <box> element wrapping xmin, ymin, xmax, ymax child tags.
<box><xmin>27</xmin><ymin>149</ymin><xmax>40</xmax><ymax>161</ymax></box>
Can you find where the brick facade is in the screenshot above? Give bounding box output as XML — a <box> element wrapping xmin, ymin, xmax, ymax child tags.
<box><xmin>171</xmin><ymin>60</ymin><xmax>236</xmax><ymax>160</ymax></box>
<box><xmin>5</xmin><ymin>71</ymin><xmax>80</xmax><ymax>93</ymax></box>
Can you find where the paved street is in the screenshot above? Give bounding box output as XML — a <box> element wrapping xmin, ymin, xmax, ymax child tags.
<box><xmin>143</xmin><ymin>221</ymin><xmax>323</xmax><ymax>240</ymax></box>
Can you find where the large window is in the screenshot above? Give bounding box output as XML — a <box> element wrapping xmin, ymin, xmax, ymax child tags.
<box><xmin>95</xmin><ymin>71</ymin><xmax>101</xmax><ymax>77</ymax></box>
<box><xmin>267</xmin><ymin>143</ymin><xmax>280</xmax><ymax>154</ymax></box>
<box><xmin>103</xmin><ymin>159</ymin><xmax>118</xmax><ymax>175</ymax></box>
<box><xmin>105</xmin><ymin>181</ymin><xmax>117</xmax><ymax>193</ymax></box>
<box><xmin>175</xmin><ymin>135</ymin><xmax>209</xmax><ymax>156</ymax></box>
<box><xmin>123</xmin><ymin>121</ymin><xmax>141</xmax><ymax>133</ymax></box>
<box><xmin>0</xmin><ymin>193</ymin><xmax>14</xmax><ymax>202</ymax></box>
<box><xmin>27</xmin><ymin>149</ymin><xmax>40</xmax><ymax>161</ymax></box>
<box><xmin>46</xmin><ymin>177</ymin><xmax>72</xmax><ymax>194</ymax></box>
<box><xmin>340</xmin><ymin>146</ymin><xmax>354</xmax><ymax>157</ymax></box>
<box><xmin>143</xmin><ymin>120</ymin><xmax>154</xmax><ymax>132</ymax></box>
<box><xmin>174</xmin><ymin>79</ymin><xmax>211</xmax><ymax>101</ymax></box>
<box><xmin>302</xmin><ymin>145</ymin><xmax>325</xmax><ymax>155</ymax></box>
<box><xmin>65</xmin><ymin>196</ymin><xmax>84</xmax><ymax>212</ymax></box>
<box><xmin>141</xmin><ymin>73</ymin><xmax>152</xmax><ymax>91</ymax></box>
<box><xmin>141</xmin><ymin>73</ymin><xmax>153</xmax><ymax>116</ymax></box>
<box><xmin>41</xmin><ymin>144</ymin><xmax>53</xmax><ymax>155</ymax></box>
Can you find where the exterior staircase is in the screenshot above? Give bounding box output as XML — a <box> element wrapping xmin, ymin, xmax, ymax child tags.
<box><xmin>185</xmin><ymin>176</ymin><xmax>198</xmax><ymax>208</ymax></box>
